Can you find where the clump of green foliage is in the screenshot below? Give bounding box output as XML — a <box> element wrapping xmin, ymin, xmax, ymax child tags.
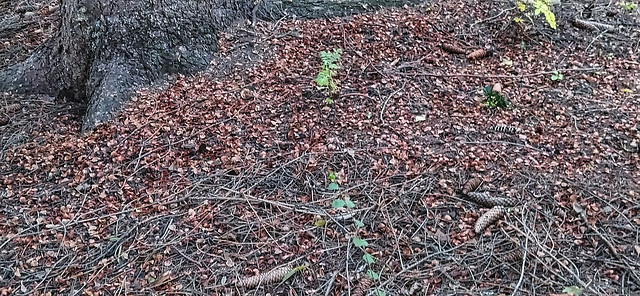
<box><xmin>482</xmin><ymin>85</ymin><xmax>510</xmax><ymax>109</ymax></box>
<box><xmin>514</xmin><ymin>0</ymin><xmax>556</xmax><ymax>29</ymax></box>
<box><xmin>322</xmin><ymin>171</ymin><xmax>386</xmax><ymax>296</ymax></box>
<box><xmin>619</xmin><ymin>1</ymin><xmax>637</xmax><ymax>11</ymax></box>
<box><xmin>551</xmin><ymin>70</ymin><xmax>564</xmax><ymax>81</ymax></box>
<box><xmin>315</xmin><ymin>49</ymin><xmax>342</xmax><ymax>103</ymax></box>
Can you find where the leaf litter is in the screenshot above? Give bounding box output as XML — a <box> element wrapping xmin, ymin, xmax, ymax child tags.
<box><xmin>1</xmin><ymin>0</ymin><xmax>640</xmax><ymax>295</ymax></box>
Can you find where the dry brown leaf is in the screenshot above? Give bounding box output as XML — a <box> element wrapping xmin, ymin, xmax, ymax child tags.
<box><xmin>492</xmin><ymin>83</ymin><xmax>503</xmax><ymax>94</ymax></box>
<box><xmin>148</xmin><ymin>271</ymin><xmax>173</xmax><ymax>289</ymax></box>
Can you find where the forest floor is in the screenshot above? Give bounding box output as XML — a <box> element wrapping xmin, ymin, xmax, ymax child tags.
<box><xmin>1</xmin><ymin>0</ymin><xmax>640</xmax><ymax>295</ymax></box>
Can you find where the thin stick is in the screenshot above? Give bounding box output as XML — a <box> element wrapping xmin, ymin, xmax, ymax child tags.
<box><xmin>380</xmin><ymin>244</ymin><xmax>467</xmax><ymax>287</ymax></box>
<box><xmin>380</xmin><ymin>81</ymin><xmax>406</xmax><ymax>124</ymax></box>
<box><xmin>510</xmin><ymin>213</ymin><xmax>529</xmax><ymax>296</ymax></box>
<box><xmin>324</xmin><ymin>271</ymin><xmax>338</xmax><ymax>296</ymax></box>
<box><xmin>505</xmin><ymin>220</ymin><xmax>599</xmax><ymax>294</ymax></box>
<box><xmin>410</xmin><ymin>67</ymin><xmax>602</xmax><ymax>79</ymax></box>
<box><xmin>461</xmin><ymin>141</ymin><xmax>544</xmax><ymax>153</ymax></box>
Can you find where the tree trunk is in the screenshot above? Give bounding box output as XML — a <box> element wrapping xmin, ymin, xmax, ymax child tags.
<box><xmin>0</xmin><ymin>0</ymin><xmax>423</xmax><ymax>131</ymax></box>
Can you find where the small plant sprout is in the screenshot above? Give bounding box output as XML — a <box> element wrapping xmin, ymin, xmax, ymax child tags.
<box><xmin>551</xmin><ymin>70</ymin><xmax>564</xmax><ymax>81</ymax></box>
<box><xmin>482</xmin><ymin>85</ymin><xmax>510</xmax><ymax>109</ymax></box>
<box><xmin>325</xmin><ymin>171</ymin><xmax>387</xmax><ymax>295</ymax></box>
<box><xmin>328</xmin><ymin>171</ymin><xmax>339</xmax><ymax>191</ymax></box>
<box><xmin>315</xmin><ymin>49</ymin><xmax>342</xmax><ymax>93</ymax></box>
<box><xmin>516</xmin><ymin>0</ymin><xmax>557</xmax><ymax>29</ymax></box>
<box><xmin>620</xmin><ymin>1</ymin><xmax>637</xmax><ymax>11</ymax></box>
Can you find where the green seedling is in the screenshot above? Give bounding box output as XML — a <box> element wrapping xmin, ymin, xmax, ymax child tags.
<box><xmin>328</xmin><ymin>171</ymin><xmax>339</xmax><ymax>191</ymax></box>
<box><xmin>482</xmin><ymin>85</ymin><xmax>510</xmax><ymax>109</ymax></box>
<box><xmin>551</xmin><ymin>70</ymin><xmax>564</xmax><ymax>81</ymax></box>
<box><xmin>282</xmin><ymin>264</ymin><xmax>308</xmax><ymax>282</ymax></box>
<box><xmin>620</xmin><ymin>1</ymin><xmax>637</xmax><ymax>11</ymax></box>
<box><xmin>516</xmin><ymin>0</ymin><xmax>557</xmax><ymax>29</ymax></box>
<box><xmin>315</xmin><ymin>49</ymin><xmax>342</xmax><ymax>93</ymax></box>
<box><xmin>324</xmin><ymin>170</ymin><xmax>386</xmax><ymax>295</ymax></box>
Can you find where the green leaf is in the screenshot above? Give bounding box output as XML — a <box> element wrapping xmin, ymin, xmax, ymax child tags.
<box><xmin>363</xmin><ymin>253</ymin><xmax>375</xmax><ymax>264</ymax></box>
<box><xmin>332</xmin><ymin>199</ymin><xmax>345</xmax><ymax>208</ymax></box>
<box><xmin>328</xmin><ymin>171</ymin><xmax>337</xmax><ymax>181</ymax></box>
<box><xmin>483</xmin><ymin>85</ymin><xmax>493</xmax><ymax>95</ymax></box>
<box><xmin>517</xmin><ymin>1</ymin><xmax>526</xmax><ymax>11</ymax></box>
<box><xmin>551</xmin><ymin>70</ymin><xmax>563</xmax><ymax>81</ymax></box>
<box><xmin>374</xmin><ymin>289</ymin><xmax>386</xmax><ymax>296</ymax></box>
<box><xmin>501</xmin><ymin>57</ymin><xmax>513</xmax><ymax>67</ymax></box>
<box><xmin>315</xmin><ymin>71</ymin><xmax>330</xmax><ymax>87</ymax></box>
<box><xmin>353</xmin><ymin>237</ymin><xmax>369</xmax><ymax>247</ymax></box>
<box><xmin>367</xmin><ymin>269</ymin><xmax>380</xmax><ymax>280</ymax></box>
<box><xmin>544</xmin><ymin>10</ymin><xmax>556</xmax><ymax>29</ymax></box>
<box><xmin>562</xmin><ymin>286</ymin><xmax>583</xmax><ymax>296</ymax></box>
<box><xmin>315</xmin><ymin>219</ymin><xmax>327</xmax><ymax>227</ymax></box>
<box><xmin>345</xmin><ymin>199</ymin><xmax>355</xmax><ymax>208</ymax></box>
<box><xmin>282</xmin><ymin>264</ymin><xmax>307</xmax><ymax>282</ymax></box>
<box><xmin>354</xmin><ymin>219</ymin><xmax>365</xmax><ymax>228</ymax></box>
<box><xmin>320</xmin><ymin>49</ymin><xmax>342</xmax><ymax>66</ymax></box>
<box><xmin>533</xmin><ymin>0</ymin><xmax>556</xmax><ymax>29</ymax></box>
<box><xmin>328</xmin><ymin>182</ymin><xmax>339</xmax><ymax>191</ymax></box>
<box><xmin>621</xmin><ymin>2</ymin><xmax>636</xmax><ymax>11</ymax></box>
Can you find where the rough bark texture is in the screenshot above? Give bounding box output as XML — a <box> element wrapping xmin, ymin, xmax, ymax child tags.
<box><xmin>0</xmin><ymin>0</ymin><xmax>423</xmax><ymax>131</ymax></box>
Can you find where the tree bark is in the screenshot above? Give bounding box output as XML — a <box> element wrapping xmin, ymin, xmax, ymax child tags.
<box><xmin>0</xmin><ymin>0</ymin><xmax>423</xmax><ymax>131</ymax></box>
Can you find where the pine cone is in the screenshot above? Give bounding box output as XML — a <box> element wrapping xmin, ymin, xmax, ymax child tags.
<box><xmin>461</xmin><ymin>178</ymin><xmax>483</xmax><ymax>195</ymax></box>
<box><xmin>475</xmin><ymin>206</ymin><xmax>507</xmax><ymax>234</ymax></box>
<box><xmin>501</xmin><ymin>250</ymin><xmax>524</xmax><ymax>263</ymax></box>
<box><xmin>572</xmin><ymin>19</ymin><xmax>615</xmax><ymax>32</ymax></box>
<box><xmin>467</xmin><ymin>49</ymin><xmax>490</xmax><ymax>59</ymax></box>
<box><xmin>441</xmin><ymin>44</ymin><xmax>467</xmax><ymax>54</ymax></box>
<box><xmin>465</xmin><ymin>192</ymin><xmax>518</xmax><ymax>207</ymax></box>
<box><xmin>489</xmin><ymin>124</ymin><xmax>521</xmax><ymax>134</ymax></box>
<box><xmin>572</xmin><ymin>18</ymin><xmax>598</xmax><ymax>30</ymax></box>
<box><xmin>351</xmin><ymin>277</ymin><xmax>374</xmax><ymax>296</ymax></box>
<box><xmin>236</xmin><ymin>266</ymin><xmax>292</xmax><ymax>288</ymax></box>
<box><xmin>1</xmin><ymin>103</ymin><xmax>21</xmax><ymax>114</ymax></box>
